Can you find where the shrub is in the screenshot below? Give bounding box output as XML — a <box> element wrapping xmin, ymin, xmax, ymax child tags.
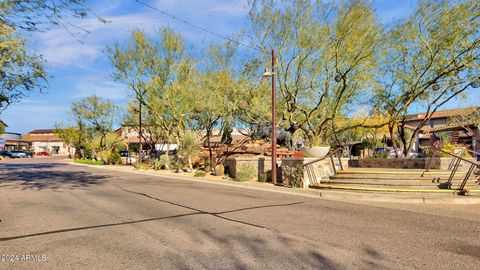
<box><xmin>178</xmin><ymin>131</ymin><xmax>200</xmax><ymax>170</ymax></box>
<box><xmin>235</xmin><ymin>164</ymin><xmax>256</xmax><ymax>182</ymax></box>
<box><xmin>172</xmin><ymin>162</ymin><xmax>183</xmax><ymax>173</ymax></box>
<box><xmin>74</xmin><ymin>159</ymin><xmax>105</xmax><ymax>165</ymax></box>
<box><xmin>194</xmin><ymin>170</ymin><xmax>206</xmax><ymax>177</ymax></box>
<box><xmin>153</xmin><ymin>154</ymin><xmax>170</xmax><ymax>170</ymax></box>
<box><xmin>98</xmin><ymin>150</ymin><xmax>122</xmax><ymax>165</ymax></box>
<box><xmin>258</xmin><ymin>172</ymin><xmax>267</xmax><ymax>182</ymax></box>
<box><xmin>214</xmin><ymin>164</ymin><xmax>225</xmax><ymax>176</ymax></box>
<box><xmin>133</xmin><ymin>162</ymin><xmax>151</xmax><ymax>170</ymax></box>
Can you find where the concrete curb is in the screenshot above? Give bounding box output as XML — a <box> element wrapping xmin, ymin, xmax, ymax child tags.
<box><xmin>71</xmin><ymin>162</ymin><xmax>480</xmax><ymax>204</ymax></box>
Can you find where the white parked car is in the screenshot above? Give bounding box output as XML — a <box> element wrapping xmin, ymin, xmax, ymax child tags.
<box><xmin>10</xmin><ymin>151</ymin><xmax>27</xmax><ymax>158</ymax></box>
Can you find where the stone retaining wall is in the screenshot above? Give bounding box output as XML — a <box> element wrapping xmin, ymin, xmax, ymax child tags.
<box><xmin>348</xmin><ymin>157</ymin><xmax>476</xmax><ymax>171</ymax></box>
<box><xmin>224</xmin><ymin>157</ymin><xmax>349</xmax><ymax>188</ymax></box>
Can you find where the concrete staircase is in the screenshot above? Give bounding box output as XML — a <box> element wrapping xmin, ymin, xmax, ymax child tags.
<box><xmin>310</xmin><ymin>168</ymin><xmax>480</xmax><ymax>194</ymax></box>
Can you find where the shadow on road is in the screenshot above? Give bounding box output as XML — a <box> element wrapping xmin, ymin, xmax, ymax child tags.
<box><xmin>0</xmin><ymin>162</ymin><xmax>109</xmax><ymax>190</ymax></box>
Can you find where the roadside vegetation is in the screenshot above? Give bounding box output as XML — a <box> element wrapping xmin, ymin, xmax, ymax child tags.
<box><xmin>2</xmin><ymin>1</ymin><xmax>478</xmax><ymax>174</ymax></box>
<box><xmin>73</xmin><ymin>159</ymin><xmax>106</xmax><ymax>166</ymax></box>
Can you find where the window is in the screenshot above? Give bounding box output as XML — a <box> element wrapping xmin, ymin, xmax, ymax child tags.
<box><xmin>51</xmin><ymin>146</ymin><xmax>60</xmax><ymax>154</ymax></box>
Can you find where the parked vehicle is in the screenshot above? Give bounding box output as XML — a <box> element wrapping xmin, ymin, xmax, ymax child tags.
<box><xmin>36</xmin><ymin>152</ymin><xmax>50</xmax><ymax>156</ymax></box>
<box><xmin>0</xmin><ymin>150</ymin><xmax>12</xmax><ymax>158</ymax></box>
<box><xmin>119</xmin><ymin>150</ymin><xmax>129</xmax><ymax>157</ymax></box>
<box><xmin>10</xmin><ymin>151</ymin><xmax>27</xmax><ymax>158</ymax></box>
<box><xmin>21</xmin><ymin>151</ymin><xmax>34</xmax><ymax>158</ymax></box>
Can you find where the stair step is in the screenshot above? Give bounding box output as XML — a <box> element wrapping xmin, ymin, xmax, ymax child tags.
<box><xmin>337</xmin><ymin>169</ymin><xmax>451</xmax><ymax>175</ymax></box>
<box><xmin>330</xmin><ymin>175</ymin><xmax>473</xmax><ymax>181</ymax></box>
<box><xmin>310</xmin><ymin>184</ymin><xmax>480</xmax><ymax>193</ymax></box>
<box><xmin>320</xmin><ymin>181</ymin><xmax>478</xmax><ymax>189</ymax></box>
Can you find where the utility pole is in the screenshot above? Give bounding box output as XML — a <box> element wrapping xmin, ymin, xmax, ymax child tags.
<box><xmin>138</xmin><ymin>100</ymin><xmax>142</xmax><ymax>162</ymax></box>
<box><xmin>271</xmin><ymin>50</ymin><xmax>277</xmax><ymax>184</ymax></box>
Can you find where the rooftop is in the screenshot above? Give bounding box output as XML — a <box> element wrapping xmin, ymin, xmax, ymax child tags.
<box><xmin>28</xmin><ymin>129</ymin><xmax>56</xmax><ymax>134</ymax></box>
<box><xmin>405</xmin><ymin>107</ymin><xmax>479</xmax><ymax>122</ymax></box>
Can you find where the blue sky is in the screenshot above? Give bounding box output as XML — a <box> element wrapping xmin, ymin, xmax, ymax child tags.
<box><xmin>1</xmin><ymin>0</ymin><xmax>477</xmax><ymax>134</ymax></box>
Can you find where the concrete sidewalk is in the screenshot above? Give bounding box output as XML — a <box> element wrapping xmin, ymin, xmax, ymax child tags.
<box><xmin>71</xmin><ymin>162</ymin><xmax>480</xmax><ymax>204</ymax></box>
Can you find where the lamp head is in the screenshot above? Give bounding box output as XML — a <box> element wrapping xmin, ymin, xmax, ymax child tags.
<box><xmin>262</xmin><ymin>69</ymin><xmax>273</xmax><ymax>79</ymax></box>
<box><xmin>334</xmin><ymin>73</ymin><xmax>342</xmax><ymax>82</ymax></box>
<box><xmin>471</xmin><ymin>78</ymin><xmax>480</xmax><ymax>89</ymax></box>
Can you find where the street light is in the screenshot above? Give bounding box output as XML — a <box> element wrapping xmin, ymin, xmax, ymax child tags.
<box><xmin>262</xmin><ymin>50</ymin><xmax>278</xmax><ymax>184</ymax></box>
<box><xmin>334</xmin><ymin>73</ymin><xmax>343</xmax><ymax>83</ymax></box>
<box><xmin>471</xmin><ymin>78</ymin><xmax>480</xmax><ymax>89</ymax></box>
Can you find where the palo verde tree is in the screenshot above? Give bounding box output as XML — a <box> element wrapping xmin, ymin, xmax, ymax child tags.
<box><xmin>108</xmin><ymin>28</ymin><xmax>196</xmax><ymax>146</ymax></box>
<box><xmin>70</xmin><ymin>95</ymin><xmax>123</xmax><ymax>162</ymax></box>
<box><xmin>374</xmin><ymin>0</ymin><xmax>480</xmax><ymax>157</ymax></box>
<box><xmin>190</xmin><ymin>42</ymin><xmax>248</xmax><ymax>169</ymax></box>
<box><xmin>0</xmin><ymin>22</ymin><xmax>46</xmax><ymax>114</ymax></box>
<box><xmin>0</xmin><ymin>1</ymin><xmax>104</xmax><ymax>114</ymax></box>
<box><xmin>246</xmin><ymin>0</ymin><xmax>382</xmax><ymax>145</ymax></box>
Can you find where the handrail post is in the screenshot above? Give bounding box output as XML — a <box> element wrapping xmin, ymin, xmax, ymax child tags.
<box><xmin>302</xmin><ymin>149</ymin><xmax>342</xmax><ymax>185</ymax></box>
<box><xmin>458</xmin><ymin>163</ymin><xmax>475</xmax><ymax>192</ymax></box>
<box><xmin>422</xmin><ymin>148</ymin><xmax>437</xmax><ymax>177</ymax></box>
<box><xmin>446</xmin><ymin>158</ymin><xmax>462</xmax><ymax>188</ymax></box>
<box><xmin>330</xmin><ymin>155</ymin><xmax>337</xmax><ymax>175</ymax></box>
<box><xmin>337</xmin><ymin>152</ymin><xmax>344</xmax><ymax>171</ymax></box>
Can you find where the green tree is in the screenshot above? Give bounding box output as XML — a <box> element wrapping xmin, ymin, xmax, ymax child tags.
<box><xmin>0</xmin><ymin>0</ymin><xmax>106</xmax><ymax>32</ymax></box>
<box><xmin>55</xmin><ymin>125</ymin><xmax>83</xmax><ymax>158</ymax></box>
<box><xmin>246</xmin><ymin>0</ymin><xmax>381</xmax><ymax>144</ymax></box>
<box><xmin>107</xmin><ymin>28</ymin><xmax>196</xmax><ymax>145</ymax></box>
<box><xmin>374</xmin><ymin>0</ymin><xmax>480</xmax><ymax>157</ymax></box>
<box><xmin>66</xmin><ymin>95</ymin><xmax>123</xmax><ymax>162</ymax></box>
<box><xmin>190</xmin><ymin>42</ymin><xmax>247</xmax><ymax>170</ymax></box>
<box><xmin>0</xmin><ymin>1</ymin><xmax>103</xmax><ymax>114</ymax></box>
<box><xmin>0</xmin><ymin>22</ymin><xmax>46</xmax><ymax>113</ymax></box>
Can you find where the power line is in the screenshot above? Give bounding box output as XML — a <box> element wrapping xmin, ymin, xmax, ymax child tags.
<box><xmin>134</xmin><ymin>0</ymin><xmax>260</xmax><ymax>52</ymax></box>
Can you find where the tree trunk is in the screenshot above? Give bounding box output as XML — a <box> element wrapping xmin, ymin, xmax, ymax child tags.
<box><xmin>207</xmin><ymin>127</ymin><xmax>213</xmax><ymax>172</ymax></box>
<box><xmin>188</xmin><ymin>157</ymin><xmax>193</xmax><ymax>171</ymax></box>
<box><xmin>388</xmin><ymin>123</ymin><xmax>399</xmax><ymax>158</ymax></box>
<box><xmin>398</xmin><ymin>124</ymin><xmax>407</xmax><ymax>157</ymax></box>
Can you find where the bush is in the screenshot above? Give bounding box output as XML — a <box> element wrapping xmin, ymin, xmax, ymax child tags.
<box><xmin>133</xmin><ymin>162</ymin><xmax>151</xmax><ymax>170</ymax></box>
<box><xmin>194</xmin><ymin>170</ymin><xmax>206</xmax><ymax>177</ymax></box>
<box><xmin>153</xmin><ymin>154</ymin><xmax>170</xmax><ymax>170</ymax></box>
<box><xmin>74</xmin><ymin>159</ymin><xmax>105</xmax><ymax>165</ymax></box>
<box><xmin>172</xmin><ymin>162</ymin><xmax>183</xmax><ymax>173</ymax></box>
<box><xmin>98</xmin><ymin>150</ymin><xmax>122</xmax><ymax>165</ymax></box>
<box><xmin>258</xmin><ymin>172</ymin><xmax>267</xmax><ymax>182</ymax></box>
<box><xmin>235</xmin><ymin>164</ymin><xmax>256</xmax><ymax>182</ymax></box>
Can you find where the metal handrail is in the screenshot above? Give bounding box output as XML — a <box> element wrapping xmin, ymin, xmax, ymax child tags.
<box><xmin>438</xmin><ymin>149</ymin><xmax>480</xmax><ymax>166</ymax></box>
<box><xmin>303</xmin><ymin>148</ymin><xmax>344</xmax><ymax>186</ymax></box>
<box><xmin>424</xmin><ymin>147</ymin><xmax>479</xmax><ymax>194</ymax></box>
<box><xmin>462</xmin><ymin>148</ymin><xmax>480</xmax><ymax>159</ymax></box>
<box><xmin>303</xmin><ymin>148</ymin><xmax>343</xmax><ymax>166</ymax></box>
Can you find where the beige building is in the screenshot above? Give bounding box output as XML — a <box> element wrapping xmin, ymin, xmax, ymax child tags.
<box><xmin>402</xmin><ymin>107</ymin><xmax>480</xmax><ymax>154</ymax></box>
<box><xmin>24</xmin><ymin>129</ymin><xmax>71</xmax><ymax>155</ymax></box>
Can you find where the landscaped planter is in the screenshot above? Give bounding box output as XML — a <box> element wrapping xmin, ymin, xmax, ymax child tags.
<box><xmin>299</xmin><ymin>146</ymin><xmax>330</xmax><ymax>157</ymax></box>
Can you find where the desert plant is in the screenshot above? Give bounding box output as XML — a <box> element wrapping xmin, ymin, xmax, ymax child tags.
<box><xmin>214</xmin><ymin>164</ymin><xmax>225</xmax><ymax>176</ymax></box>
<box><xmin>153</xmin><ymin>154</ymin><xmax>170</xmax><ymax>170</ymax></box>
<box><xmin>178</xmin><ymin>131</ymin><xmax>200</xmax><ymax>170</ymax></box>
<box><xmin>235</xmin><ymin>164</ymin><xmax>256</xmax><ymax>182</ymax></box>
<box><xmin>133</xmin><ymin>162</ymin><xmax>151</xmax><ymax>170</ymax></box>
<box><xmin>74</xmin><ymin>159</ymin><xmax>105</xmax><ymax>165</ymax></box>
<box><xmin>172</xmin><ymin>162</ymin><xmax>183</xmax><ymax>173</ymax></box>
<box><xmin>258</xmin><ymin>172</ymin><xmax>267</xmax><ymax>182</ymax></box>
<box><xmin>194</xmin><ymin>170</ymin><xmax>206</xmax><ymax>177</ymax></box>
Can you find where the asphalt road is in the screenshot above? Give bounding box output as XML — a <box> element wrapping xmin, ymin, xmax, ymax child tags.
<box><xmin>1</xmin><ymin>157</ymin><xmax>480</xmax><ymax>269</ymax></box>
